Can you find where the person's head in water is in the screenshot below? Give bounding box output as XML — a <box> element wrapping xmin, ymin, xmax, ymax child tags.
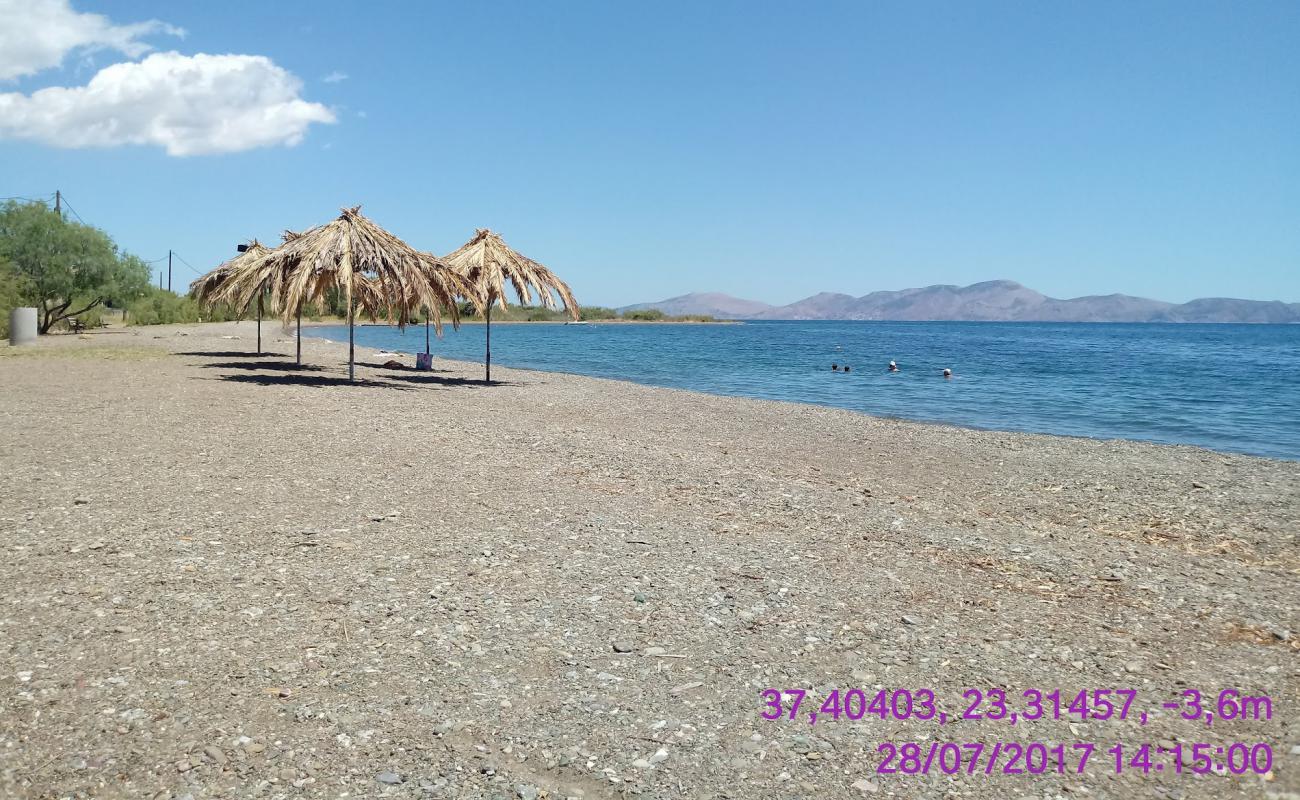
<box><xmin>843</xmin><ymin>365</ymin><xmax>851</xmax><ymax>373</ymax></box>
<box><xmin>888</xmin><ymin>360</ymin><xmax>898</xmax><ymax>372</ymax></box>
<box><xmin>831</xmin><ymin>363</ymin><xmax>838</xmax><ymax>371</ymax></box>
<box><xmin>943</xmin><ymin>368</ymin><xmax>952</xmax><ymax>379</ymax></box>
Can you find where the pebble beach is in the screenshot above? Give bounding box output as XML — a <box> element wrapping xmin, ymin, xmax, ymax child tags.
<box><xmin>1</xmin><ymin>321</ymin><xmax>1297</xmax><ymax>799</ymax></box>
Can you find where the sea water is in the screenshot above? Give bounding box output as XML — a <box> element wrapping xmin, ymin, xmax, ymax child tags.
<box><xmin>314</xmin><ymin>320</ymin><xmax>1300</xmax><ymax>460</ymax></box>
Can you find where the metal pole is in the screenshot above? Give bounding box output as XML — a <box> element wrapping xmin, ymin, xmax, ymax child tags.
<box><xmin>425</xmin><ymin>309</ymin><xmax>431</xmax><ymax>355</ymax></box>
<box><xmin>296</xmin><ymin>303</ymin><xmax>302</xmax><ymax>365</ymax></box>
<box><xmin>348</xmin><ymin>296</ymin><xmax>356</xmax><ymax>382</ymax></box>
<box><xmin>167</xmin><ymin>250</ymin><xmax>172</xmax><ymax>293</ymax></box>
<box><xmin>485</xmin><ymin>303</ymin><xmax>492</xmax><ymax>383</ymax></box>
<box><xmin>55</xmin><ymin>190</ymin><xmax>61</xmax><ymax>219</ymax></box>
<box><xmin>257</xmin><ymin>292</ymin><xmax>263</xmax><ymax>354</ymax></box>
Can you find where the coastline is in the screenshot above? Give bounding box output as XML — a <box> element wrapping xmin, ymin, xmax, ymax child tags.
<box><xmin>354</xmin><ymin>319</ymin><xmax>743</xmax><ymax>326</ymax></box>
<box><xmin>304</xmin><ymin>322</ymin><xmax>1299</xmax><ymax>462</ymax></box>
<box><xmin>2</xmin><ymin>321</ymin><xmax>1296</xmax><ymax>799</ymax></box>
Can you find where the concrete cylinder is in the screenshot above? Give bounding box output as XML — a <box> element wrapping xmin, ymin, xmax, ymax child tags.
<box><xmin>8</xmin><ymin>307</ymin><xmax>37</xmax><ymax>346</ymax></box>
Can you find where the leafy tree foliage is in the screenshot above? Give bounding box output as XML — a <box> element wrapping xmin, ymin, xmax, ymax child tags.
<box><xmin>0</xmin><ymin>200</ymin><xmax>150</xmax><ymax>333</ymax></box>
<box><xmin>579</xmin><ymin>305</ymin><xmax>619</xmax><ymax>320</ymax></box>
<box><xmin>0</xmin><ymin>258</ymin><xmax>29</xmax><ymax>339</ymax></box>
<box><xmin>622</xmin><ymin>308</ymin><xmax>666</xmax><ymax>321</ymax></box>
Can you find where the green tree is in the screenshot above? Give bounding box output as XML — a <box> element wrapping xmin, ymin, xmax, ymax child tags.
<box><xmin>579</xmin><ymin>305</ymin><xmax>618</xmax><ymax>320</ymax></box>
<box><xmin>0</xmin><ymin>200</ymin><xmax>150</xmax><ymax>333</ymax></box>
<box><xmin>0</xmin><ymin>257</ymin><xmax>30</xmax><ymax>339</ymax></box>
<box><xmin>622</xmin><ymin>308</ymin><xmax>665</xmax><ymax>321</ymax></box>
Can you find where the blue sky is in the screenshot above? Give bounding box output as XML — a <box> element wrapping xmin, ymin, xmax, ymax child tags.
<box><xmin>2</xmin><ymin>0</ymin><xmax>1297</xmax><ymax>305</ymax></box>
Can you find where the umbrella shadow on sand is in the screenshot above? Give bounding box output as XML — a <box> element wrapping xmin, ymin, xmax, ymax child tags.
<box><xmin>201</xmin><ymin>373</ymin><xmax>418</xmax><ymax>390</ymax></box>
<box><xmin>173</xmin><ymin>350</ymin><xmax>278</xmax><ymax>358</ymax></box>
<box><xmin>200</xmin><ymin>360</ymin><xmax>326</xmax><ymax>372</ymax></box>
<box><xmin>354</xmin><ymin>360</ymin><xmax>456</xmax><ymax>373</ymax></box>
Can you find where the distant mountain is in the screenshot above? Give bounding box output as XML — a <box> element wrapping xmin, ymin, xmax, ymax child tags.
<box><xmin>621</xmin><ymin>281</ymin><xmax>1300</xmax><ymax>323</ymax></box>
<box><xmin>1156</xmin><ymin>298</ymin><xmax>1300</xmax><ymax>324</ymax></box>
<box><xmin>618</xmin><ymin>292</ymin><xmax>775</xmax><ymax>319</ymax></box>
<box><xmin>752</xmin><ymin>280</ymin><xmax>1183</xmax><ymax>321</ymax></box>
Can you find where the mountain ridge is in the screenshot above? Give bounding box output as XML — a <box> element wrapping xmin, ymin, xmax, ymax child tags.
<box><xmin>620</xmin><ymin>282</ymin><xmax>1300</xmax><ymax>323</ymax></box>
<box><xmin>618</xmin><ymin>292</ymin><xmax>775</xmax><ymax>318</ymax></box>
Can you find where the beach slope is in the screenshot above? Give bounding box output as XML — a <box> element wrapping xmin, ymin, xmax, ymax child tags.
<box><xmin>1</xmin><ymin>322</ymin><xmax>1296</xmax><ymax>798</ymax></box>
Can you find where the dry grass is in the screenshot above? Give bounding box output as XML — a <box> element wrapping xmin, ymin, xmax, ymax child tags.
<box><xmin>0</xmin><ymin>344</ymin><xmax>162</xmax><ymax>361</ymax></box>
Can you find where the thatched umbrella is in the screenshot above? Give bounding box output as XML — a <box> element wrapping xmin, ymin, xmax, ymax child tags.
<box><xmin>351</xmin><ymin>254</ymin><xmax>479</xmax><ymax>367</ymax></box>
<box><xmin>442</xmin><ymin>229</ymin><xmax>578</xmax><ymax>382</ymax></box>
<box><xmin>220</xmin><ymin>206</ymin><xmax>465</xmax><ymax>381</ymax></box>
<box><xmin>190</xmin><ymin>240</ymin><xmax>270</xmax><ymax>353</ymax></box>
<box><xmin>278</xmin><ymin>230</ymin><xmax>306</xmax><ymax>364</ymax></box>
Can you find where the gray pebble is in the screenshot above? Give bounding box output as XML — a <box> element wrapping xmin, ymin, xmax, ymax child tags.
<box><xmin>612</xmin><ymin>640</ymin><xmax>634</xmax><ymax>653</ymax></box>
<box><xmin>375</xmin><ymin>771</ymin><xmax>403</xmax><ymax>785</ymax></box>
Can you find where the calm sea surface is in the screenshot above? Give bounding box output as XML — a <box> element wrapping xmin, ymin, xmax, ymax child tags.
<box><xmin>314</xmin><ymin>321</ymin><xmax>1300</xmax><ymax>460</ymax></box>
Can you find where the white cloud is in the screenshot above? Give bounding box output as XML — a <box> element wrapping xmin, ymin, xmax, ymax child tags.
<box><xmin>323</xmin><ymin>71</ymin><xmax>348</xmax><ymax>83</ymax></box>
<box><xmin>0</xmin><ymin>52</ymin><xmax>336</xmax><ymax>156</ymax></box>
<box><xmin>0</xmin><ymin>0</ymin><xmax>184</xmax><ymax>81</ymax></box>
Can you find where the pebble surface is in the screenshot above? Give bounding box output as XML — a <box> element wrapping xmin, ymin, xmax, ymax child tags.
<box><xmin>0</xmin><ymin>321</ymin><xmax>1296</xmax><ymax>799</ymax></box>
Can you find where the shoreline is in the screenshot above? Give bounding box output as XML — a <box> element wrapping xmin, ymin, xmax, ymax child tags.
<box><xmin>297</xmin><ymin>327</ymin><xmax>1296</xmax><ymax>464</ymax></box>
<box><xmin>2</xmin><ymin>321</ymin><xmax>1297</xmax><ymax>799</ymax></box>
<box><xmin>22</xmin><ymin>319</ymin><xmax>1296</xmax><ymax>464</ymax></box>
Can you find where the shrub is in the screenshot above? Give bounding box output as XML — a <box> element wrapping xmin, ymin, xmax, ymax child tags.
<box><xmin>622</xmin><ymin>308</ymin><xmax>666</xmax><ymax>321</ymax></box>
<box><xmin>579</xmin><ymin>306</ymin><xmax>618</xmax><ymax>320</ymax></box>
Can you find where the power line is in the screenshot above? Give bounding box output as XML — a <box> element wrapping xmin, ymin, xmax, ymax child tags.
<box><xmin>25</xmin><ymin>190</ymin><xmax>212</xmax><ymax>286</ymax></box>
<box><xmin>59</xmin><ymin>196</ymin><xmax>86</xmax><ymax>226</ymax></box>
<box><xmin>171</xmin><ymin>253</ymin><xmax>206</xmax><ymax>277</ymax></box>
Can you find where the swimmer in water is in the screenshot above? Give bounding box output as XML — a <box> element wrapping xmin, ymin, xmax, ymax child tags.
<box><xmin>843</xmin><ymin>365</ymin><xmax>851</xmax><ymax>373</ymax></box>
<box><xmin>831</xmin><ymin>363</ymin><xmax>839</xmax><ymax>371</ymax></box>
<box><xmin>888</xmin><ymin>360</ymin><xmax>899</xmax><ymax>372</ymax></box>
<box><xmin>943</xmin><ymin>368</ymin><xmax>952</xmax><ymax>379</ymax></box>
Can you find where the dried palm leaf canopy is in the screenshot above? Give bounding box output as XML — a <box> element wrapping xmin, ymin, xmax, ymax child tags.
<box><xmin>443</xmin><ymin>229</ymin><xmax>578</xmax><ymax>316</ymax></box>
<box><xmin>216</xmin><ymin>207</ymin><xmax>462</xmax><ymax>330</ymax></box>
<box><xmin>190</xmin><ymin>240</ymin><xmax>269</xmax><ymax>308</ymax></box>
<box><xmin>443</xmin><ymin>228</ymin><xmax>578</xmax><ymax>382</ymax></box>
<box><xmin>353</xmin><ymin>253</ymin><xmax>476</xmax><ymax>326</ymax></box>
<box><xmin>215</xmin><ymin>207</ymin><xmax>470</xmax><ymax>380</ymax></box>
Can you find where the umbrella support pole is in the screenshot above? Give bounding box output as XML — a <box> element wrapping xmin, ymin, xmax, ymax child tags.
<box><xmin>485</xmin><ymin>304</ymin><xmax>492</xmax><ymax>384</ymax></box>
<box><xmin>425</xmin><ymin>313</ymin><xmax>431</xmax><ymax>356</ymax></box>
<box><xmin>348</xmin><ymin>298</ymin><xmax>355</xmax><ymax>382</ymax></box>
<box><xmin>256</xmin><ymin>294</ymin><xmax>263</xmax><ymax>355</ymax></box>
<box><xmin>296</xmin><ymin>304</ymin><xmax>302</xmax><ymax>365</ymax></box>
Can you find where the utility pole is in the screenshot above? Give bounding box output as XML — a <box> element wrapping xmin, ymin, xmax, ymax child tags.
<box><xmin>235</xmin><ymin>243</ymin><xmax>262</xmax><ymax>355</ymax></box>
<box><xmin>167</xmin><ymin>250</ymin><xmax>173</xmax><ymax>293</ymax></box>
<box><xmin>54</xmin><ymin>190</ymin><xmax>61</xmax><ymax>219</ymax></box>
